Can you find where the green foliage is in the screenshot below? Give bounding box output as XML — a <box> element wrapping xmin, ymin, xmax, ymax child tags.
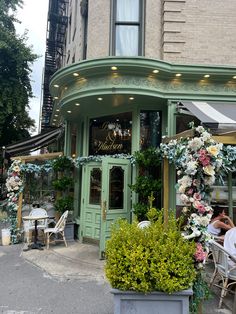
<box><xmin>52</xmin><ymin>176</ymin><xmax>73</xmax><ymax>191</ymax></box>
<box><xmin>55</xmin><ymin>195</ymin><xmax>74</xmax><ymax>213</ymax></box>
<box><xmin>52</xmin><ymin>156</ymin><xmax>74</xmax><ymax>172</ymax></box>
<box><xmin>129</xmin><ymin>176</ymin><xmax>162</xmax><ymax>199</ymax></box>
<box><xmin>134</xmin><ymin>147</ymin><xmax>161</xmax><ymax>168</ymax></box>
<box><xmin>131</xmin><ymin>148</ymin><xmax>162</xmax><ymax>221</ymax></box>
<box><xmin>133</xmin><ymin>203</ymin><xmax>148</xmax><ymax>221</ymax></box>
<box><xmin>0</xmin><ymin>0</ymin><xmax>37</xmax><ymax>146</ymax></box>
<box><xmin>105</xmin><ymin>210</ymin><xmax>196</xmax><ymax>294</ymax></box>
<box><xmin>190</xmin><ymin>271</ymin><xmax>211</xmax><ymax>314</ymax></box>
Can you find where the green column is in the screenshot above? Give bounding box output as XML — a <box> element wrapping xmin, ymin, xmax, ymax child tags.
<box><xmin>64</xmin><ymin>120</ymin><xmax>71</xmax><ymax>156</ymax></box>
<box><xmin>166</xmin><ymin>100</ymin><xmax>177</xmax><ymax>212</ymax></box>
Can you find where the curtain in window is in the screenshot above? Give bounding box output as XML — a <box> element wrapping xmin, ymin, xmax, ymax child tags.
<box><xmin>116</xmin><ymin>25</ymin><xmax>138</xmax><ymax>56</ymax></box>
<box><xmin>116</xmin><ymin>0</ymin><xmax>139</xmax><ymax>22</ymax></box>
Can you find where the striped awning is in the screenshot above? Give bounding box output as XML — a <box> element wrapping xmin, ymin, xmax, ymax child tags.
<box><xmin>4</xmin><ymin>127</ymin><xmax>64</xmax><ymax>156</ymax></box>
<box><xmin>179</xmin><ymin>101</ymin><xmax>236</xmax><ymax>131</ymax></box>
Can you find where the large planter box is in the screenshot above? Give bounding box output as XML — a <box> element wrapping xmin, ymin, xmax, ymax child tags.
<box><xmin>111</xmin><ymin>288</ymin><xmax>193</xmax><ymax>314</ymax></box>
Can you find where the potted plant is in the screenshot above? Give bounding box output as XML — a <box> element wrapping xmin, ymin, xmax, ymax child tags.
<box><xmin>54</xmin><ymin>195</ymin><xmax>74</xmax><ymax>240</ymax></box>
<box><xmin>105</xmin><ymin>209</ymin><xmax>196</xmax><ymax>314</ymax></box>
<box><xmin>129</xmin><ymin>148</ymin><xmax>162</xmax><ymax>221</ymax></box>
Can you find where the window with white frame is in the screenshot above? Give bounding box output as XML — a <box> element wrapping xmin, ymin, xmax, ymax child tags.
<box><xmin>112</xmin><ymin>0</ymin><xmax>144</xmax><ymax>56</ymax></box>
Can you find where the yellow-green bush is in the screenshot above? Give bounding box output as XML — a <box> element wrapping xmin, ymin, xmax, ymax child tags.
<box><xmin>105</xmin><ymin>210</ymin><xmax>196</xmax><ymax>294</ymax></box>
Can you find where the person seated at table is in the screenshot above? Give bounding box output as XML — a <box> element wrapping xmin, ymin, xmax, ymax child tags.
<box><xmin>207</xmin><ymin>206</ymin><xmax>234</xmax><ymax>241</ymax></box>
<box><xmin>224</xmin><ymin>227</ymin><xmax>236</xmax><ymax>261</ymax></box>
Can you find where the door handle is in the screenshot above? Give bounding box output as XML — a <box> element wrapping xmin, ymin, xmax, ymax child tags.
<box><xmin>102</xmin><ymin>200</ymin><xmax>107</xmax><ymax>221</ymax></box>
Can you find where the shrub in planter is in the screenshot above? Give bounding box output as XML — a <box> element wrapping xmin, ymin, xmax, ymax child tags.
<box><xmin>105</xmin><ymin>210</ymin><xmax>196</xmax><ymax>294</ymax></box>
<box><xmin>54</xmin><ymin>195</ymin><xmax>74</xmax><ymax>214</ymax></box>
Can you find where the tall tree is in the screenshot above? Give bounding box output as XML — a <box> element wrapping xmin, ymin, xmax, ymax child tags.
<box><xmin>0</xmin><ymin>0</ymin><xmax>37</xmax><ymax>147</ymax></box>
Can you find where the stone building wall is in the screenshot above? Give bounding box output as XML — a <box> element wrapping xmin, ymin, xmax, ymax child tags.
<box><xmin>64</xmin><ymin>0</ymin><xmax>236</xmax><ymax>66</ymax></box>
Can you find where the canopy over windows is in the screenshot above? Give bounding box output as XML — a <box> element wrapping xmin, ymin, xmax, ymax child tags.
<box><xmin>4</xmin><ymin>127</ymin><xmax>64</xmax><ymax>156</ymax></box>
<box><xmin>179</xmin><ymin>101</ymin><xmax>236</xmax><ymax>133</ymax></box>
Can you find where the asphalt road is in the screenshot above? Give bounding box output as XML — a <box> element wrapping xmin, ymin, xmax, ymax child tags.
<box><xmin>0</xmin><ymin>244</ymin><xmax>113</xmax><ymax>314</ymax></box>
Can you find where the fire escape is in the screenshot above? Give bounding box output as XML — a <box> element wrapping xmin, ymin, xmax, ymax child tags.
<box><xmin>41</xmin><ymin>0</ymin><xmax>68</xmax><ymax>131</ymax></box>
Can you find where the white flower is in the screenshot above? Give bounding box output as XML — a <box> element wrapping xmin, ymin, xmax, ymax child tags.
<box><xmin>13</xmin><ymin>166</ymin><xmax>20</xmax><ymax>172</ymax></box>
<box><xmin>180</xmin><ymin>194</ymin><xmax>189</xmax><ymax>204</ymax></box>
<box><xmin>178</xmin><ymin>175</ymin><xmax>192</xmax><ymax>187</ymax></box>
<box><xmin>186</xmin><ymin>160</ymin><xmax>198</xmax><ymax>175</ymax></box>
<box><xmin>196</xmin><ymin>126</ymin><xmax>205</xmax><ymax>133</ymax></box>
<box><xmin>182</xmin><ymin>206</ymin><xmax>189</xmax><ymax>214</ymax></box>
<box><xmin>200</xmin><ymin>131</ymin><xmax>211</xmax><ymax>142</ymax></box>
<box><xmin>188</xmin><ymin>137</ymin><xmax>203</xmax><ymax>151</ymax></box>
<box><xmin>204</xmin><ymin>175</ymin><xmax>215</xmax><ymax>185</ymax></box>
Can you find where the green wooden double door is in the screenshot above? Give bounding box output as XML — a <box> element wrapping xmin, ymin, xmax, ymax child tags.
<box><xmin>80</xmin><ymin>157</ymin><xmax>131</xmax><ymax>258</ymax></box>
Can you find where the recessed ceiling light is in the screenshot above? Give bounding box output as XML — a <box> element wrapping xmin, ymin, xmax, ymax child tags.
<box><xmin>53</xmin><ymin>84</ymin><xmax>59</xmax><ymax>88</ymax></box>
<box><xmin>54</xmin><ymin>115</ymin><xmax>58</xmax><ymax>117</ymax></box>
<box><xmin>111</xmin><ymin>66</ymin><xmax>118</xmax><ymax>70</ymax></box>
<box><xmin>152</xmin><ymin>69</ymin><xmax>159</xmax><ymax>74</ymax></box>
<box><xmin>97</xmin><ymin>97</ymin><xmax>103</xmax><ymax>101</ymax></box>
<box><xmin>73</xmin><ymin>73</ymin><xmax>79</xmax><ymax>77</ymax></box>
<box><xmin>56</xmin><ymin>109</ymin><xmax>60</xmax><ymax>112</ymax></box>
<box><xmin>54</xmin><ymin>96</ymin><xmax>59</xmax><ymax>100</ymax></box>
<box><xmin>204</xmin><ymin>74</ymin><xmax>210</xmax><ymax>78</ymax></box>
<box><xmin>129</xmin><ymin>97</ymin><xmax>134</xmax><ymax>100</ymax></box>
<box><xmin>75</xmin><ymin>103</ymin><xmax>80</xmax><ymax>106</ymax></box>
<box><xmin>52</xmin><ymin>123</ymin><xmax>55</xmax><ymax>126</ymax></box>
<box><xmin>175</xmin><ymin>73</ymin><xmax>182</xmax><ymax>77</ymax></box>
<box><xmin>233</xmin><ymin>76</ymin><xmax>236</xmax><ymax>79</ymax></box>
<box><xmin>53</xmin><ymin>119</ymin><xmax>57</xmax><ymax>122</ymax></box>
<box><xmin>67</xmin><ymin>110</ymin><xmax>72</xmax><ymax>113</ymax></box>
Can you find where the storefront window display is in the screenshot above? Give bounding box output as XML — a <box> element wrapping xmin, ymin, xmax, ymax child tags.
<box><xmin>89</xmin><ymin>113</ymin><xmax>132</xmax><ymax>155</ymax></box>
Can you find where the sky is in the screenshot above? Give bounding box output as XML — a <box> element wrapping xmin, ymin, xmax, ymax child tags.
<box><xmin>15</xmin><ymin>0</ymin><xmax>49</xmax><ymax>135</ymax></box>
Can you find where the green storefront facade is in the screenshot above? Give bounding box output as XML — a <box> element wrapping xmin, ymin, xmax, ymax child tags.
<box><xmin>50</xmin><ymin>57</ymin><xmax>236</xmax><ymax>256</ymax></box>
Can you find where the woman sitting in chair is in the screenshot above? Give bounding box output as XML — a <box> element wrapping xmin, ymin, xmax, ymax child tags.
<box><xmin>207</xmin><ymin>206</ymin><xmax>234</xmax><ymax>241</ymax></box>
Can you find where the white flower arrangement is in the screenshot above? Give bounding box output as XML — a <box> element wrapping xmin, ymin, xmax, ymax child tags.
<box><xmin>160</xmin><ymin>126</ymin><xmax>224</xmax><ymax>267</ymax></box>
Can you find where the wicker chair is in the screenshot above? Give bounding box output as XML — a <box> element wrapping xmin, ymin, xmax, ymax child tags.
<box><xmin>44</xmin><ymin>210</ymin><xmax>69</xmax><ymax>249</ymax></box>
<box><xmin>209</xmin><ymin>240</ymin><xmax>236</xmax><ymax>308</ymax></box>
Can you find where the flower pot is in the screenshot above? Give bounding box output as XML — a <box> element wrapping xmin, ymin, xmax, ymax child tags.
<box><xmin>1</xmin><ymin>228</ymin><xmax>11</xmax><ymax>246</ymax></box>
<box><xmin>111</xmin><ymin>288</ymin><xmax>193</xmax><ymax>314</ymax></box>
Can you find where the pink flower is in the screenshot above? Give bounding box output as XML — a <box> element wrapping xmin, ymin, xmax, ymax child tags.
<box><xmin>194</xmin><ymin>243</ymin><xmax>207</xmax><ymax>262</ymax></box>
<box><xmin>193</xmin><ymin>193</ymin><xmax>201</xmax><ymax>201</ymax></box>
<box><xmin>187</xmin><ymin>188</ymin><xmax>193</xmax><ymax>195</ymax></box>
<box><xmin>193</xmin><ymin>201</ymin><xmax>206</xmax><ymax>214</ymax></box>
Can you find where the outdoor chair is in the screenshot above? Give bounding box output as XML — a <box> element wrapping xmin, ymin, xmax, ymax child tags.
<box><xmin>44</xmin><ymin>210</ymin><xmax>69</xmax><ymax>249</ymax></box>
<box><xmin>137</xmin><ymin>221</ymin><xmax>151</xmax><ymax>229</ymax></box>
<box><xmin>209</xmin><ymin>240</ymin><xmax>236</xmax><ymax>308</ymax></box>
<box><xmin>22</xmin><ymin>207</ymin><xmax>48</xmax><ymax>244</ymax></box>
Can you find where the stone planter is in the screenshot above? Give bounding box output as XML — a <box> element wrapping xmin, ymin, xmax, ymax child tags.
<box><xmin>111</xmin><ymin>288</ymin><xmax>193</xmax><ymax>314</ymax></box>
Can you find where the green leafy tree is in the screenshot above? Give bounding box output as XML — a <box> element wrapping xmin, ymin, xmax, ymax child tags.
<box><xmin>0</xmin><ymin>0</ymin><xmax>37</xmax><ymax>146</ymax></box>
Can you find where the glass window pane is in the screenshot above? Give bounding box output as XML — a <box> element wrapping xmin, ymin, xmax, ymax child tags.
<box><xmin>89</xmin><ymin>168</ymin><xmax>102</xmax><ymax>205</ymax></box>
<box><xmin>116</xmin><ymin>0</ymin><xmax>139</xmax><ymax>22</ymax></box>
<box><xmin>109</xmin><ymin>166</ymin><xmax>124</xmax><ymax>209</ymax></box>
<box><xmin>115</xmin><ymin>25</ymin><xmax>139</xmax><ymax>56</ymax></box>
<box><xmin>89</xmin><ymin>112</ymin><xmax>132</xmax><ymax>155</ymax></box>
<box><xmin>140</xmin><ymin>111</ymin><xmax>162</xmax><ymax>150</ymax></box>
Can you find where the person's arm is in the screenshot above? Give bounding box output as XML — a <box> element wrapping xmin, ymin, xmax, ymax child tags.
<box><xmin>223</xmin><ymin>215</ymin><xmax>235</xmax><ymax>228</ymax></box>
<box><xmin>215</xmin><ymin>217</ymin><xmax>234</xmax><ymax>231</ymax></box>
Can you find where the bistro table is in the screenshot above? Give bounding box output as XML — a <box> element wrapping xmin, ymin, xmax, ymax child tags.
<box><xmin>22</xmin><ymin>215</ymin><xmax>49</xmax><ymax>250</ymax></box>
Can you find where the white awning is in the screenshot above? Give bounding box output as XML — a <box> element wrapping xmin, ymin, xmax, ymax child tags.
<box><xmin>179</xmin><ymin>101</ymin><xmax>236</xmax><ymax>131</ymax></box>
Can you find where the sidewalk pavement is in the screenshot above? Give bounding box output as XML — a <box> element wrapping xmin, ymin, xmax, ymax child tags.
<box><xmin>21</xmin><ymin>240</ymin><xmax>234</xmax><ymax>314</ymax></box>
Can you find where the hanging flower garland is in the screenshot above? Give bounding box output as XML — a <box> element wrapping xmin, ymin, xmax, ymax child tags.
<box><xmin>5</xmin><ymin>154</ymin><xmax>135</xmax><ymax>241</ymax></box>
<box><xmin>160</xmin><ymin>126</ymin><xmax>224</xmax><ymax>268</ymax></box>
<box><xmin>5</xmin><ymin>159</ymin><xmax>24</xmax><ymax>243</ymax></box>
